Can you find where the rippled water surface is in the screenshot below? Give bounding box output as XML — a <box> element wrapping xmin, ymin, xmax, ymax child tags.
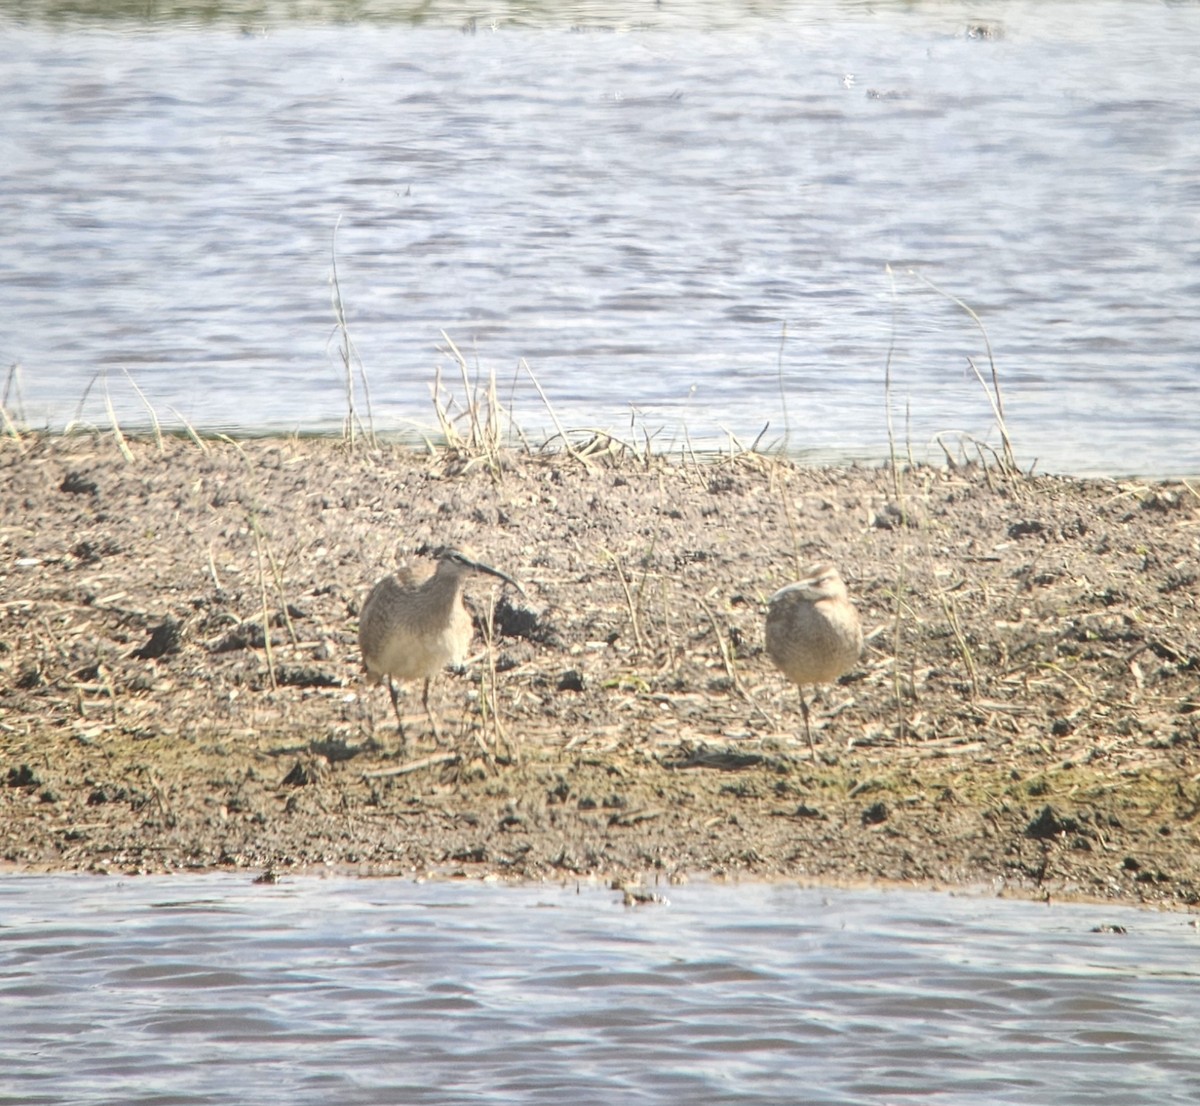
<box><xmin>2</xmin><ymin>875</ymin><xmax>1199</xmax><ymax>1104</ymax></box>
<box><xmin>2</xmin><ymin>0</ymin><xmax>1199</xmax><ymax>475</ymax></box>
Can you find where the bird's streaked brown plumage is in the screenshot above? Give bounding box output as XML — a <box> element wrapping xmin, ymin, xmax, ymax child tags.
<box><xmin>765</xmin><ymin>561</ymin><xmax>863</xmax><ymax>755</ymax></box>
<box><xmin>359</xmin><ymin>546</ymin><xmax>522</xmax><ymax>740</ymax></box>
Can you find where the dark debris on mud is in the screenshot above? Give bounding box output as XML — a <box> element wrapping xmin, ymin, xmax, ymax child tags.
<box><xmin>2</xmin><ymin>434</ymin><xmax>1199</xmax><ymax>908</ymax></box>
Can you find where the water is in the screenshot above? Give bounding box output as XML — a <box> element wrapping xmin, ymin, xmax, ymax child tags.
<box><xmin>2</xmin><ymin>1</ymin><xmax>1199</xmax><ymax>476</ymax></box>
<box><xmin>1</xmin><ymin>874</ymin><xmax>1198</xmax><ymax>1104</ymax></box>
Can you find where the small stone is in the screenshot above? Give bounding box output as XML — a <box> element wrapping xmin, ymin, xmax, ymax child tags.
<box><xmin>6</xmin><ymin>764</ymin><xmax>40</xmax><ymax>788</ymax></box>
<box><xmin>862</xmin><ymin>801</ymin><xmax>889</xmax><ymax>826</ymax></box>
<box><xmin>557</xmin><ymin>669</ymin><xmax>585</xmax><ymax>692</ymax></box>
<box><xmin>135</xmin><ymin>616</ymin><xmax>184</xmax><ymax>660</ymax></box>
<box><xmin>60</xmin><ymin>471</ymin><xmax>98</xmax><ymax>496</ymax></box>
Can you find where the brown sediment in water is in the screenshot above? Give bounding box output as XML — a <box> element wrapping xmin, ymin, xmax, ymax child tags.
<box><xmin>1</xmin><ymin>433</ymin><xmax>1198</xmax><ymax>908</ymax></box>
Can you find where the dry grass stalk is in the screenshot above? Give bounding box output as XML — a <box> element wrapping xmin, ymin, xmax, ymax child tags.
<box><xmin>938</xmin><ymin>587</ymin><xmax>980</xmax><ymax>700</ymax></box>
<box><xmin>775</xmin><ymin>469</ymin><xmax>806</xmax><ymax>579</ymax></box>
<box><xmin>205</xmin><ymin>541</ymin><xmax>222</xmax><ymax>590</ymax></box>
<box><xmin>220</xmin><ymin>434</ymin><xmax>300</xmax><ymax>665</ymax></box>
<box><xmin>101</xmin><ymin>373</ymin><xmax>135</xmax><ymax>463</ymax></box>
<box><xmin>478</xmin><ymin>595</ymin><xmax>518</xmax><ymax>763</ymax></box>
<box><xmin>249</xmin><ymin>515</ymin><xmax>277</xmax><ymax>690</ymax></box>
<box><xmin>883</xmin><ymin>262</ymin><xmax>905</xmax><ymax>507</ymax></box>
<box><xmin>658</xmin><ymin>576</ymin><xmax>680</xmax><ymax>678</ymax></box>
<box><xmin>168</xmin><ymin>407</ymin><xmax>211</xmax><ymax>454</ymax></box>
<box><xmin>748</xmin><ymin>422</ymin><xmax>773</xmax><ymax>454</ymax></box>
<box><xmin>262</xmin><ymin>535</ymin><xmax>299</xmax><ymax>647</ymax></box>
<box><xmin>98</xmin><ymin>662</ymin><xmax>119</xmax><ymax>725</ymax></box>
<box><xmin>64</xmin><ymin>372</ymin><xmax>100</xmax><ymax>437</ymax></box>
<box><xmin>775</xmin><ymin>319</ymin><xmax>791</xmax><ymax>448</ymax></box>
<box><xmin>430</xmin><ymin>361</ymin><xmax>458</xmax><ymax>447</ymax></box>
<box><xmin>453</xmin><ymin>334</ymin><xmax>489</xmax><ymax>453</ymax></box>
<box><xmin>329</xmin><ymin>218</ymin><xmax>375</xmax><ymax>451</ymax></box>
<box><xmin>913</xmin><ymin>271</ymin><xmax>1017</xmax><ymax>479</ymax></box>
<box><xmin>361</xmin><ymin>752</ymin><xmax>460</xmax><ymax>779</ymax></box>
<box><xmin>0</xmin><ymin>403</ymin><xmax>25</xmax><ymax>452</ymax></box>
<box><xmin>607</xmin><ymin>551</ymin><xmax>646</xmax><ymax>654</ymax></box>
<box><xmin>519</xmin><ymin>358</ymin><xmax>601</xmax><ymax>469</ymax></box>
<box><xmin>1</xmin><ymin>363</ymin><xmax>27</xmax><ymax>452</ymax></box>
<box><xmin>122</xmin><ymin>369</ymin><xmax>164</xmax><ymax>453</ymax></box>
<box><xmin>888</xmin><ymin>569</ymin><xmax>910</xmax><ymax>744</ymax></box>
<box><xmin>236</xmin><ymin>482</ymin><xmax>285</xmax><ymax>690</ymax></box>
<box><xmin>432</xmin><ymin>333</ymin><xmax>517</xmax><ymax>478</ymax></box>
<box><xmin>696</xmin><ymin>594</ymin><xmax>770</xmax><ymax>725</ymax></box>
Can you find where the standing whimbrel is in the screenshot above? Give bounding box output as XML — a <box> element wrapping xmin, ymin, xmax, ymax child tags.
<box><xmin>358</xmin><ymin>546</ymin><xmax>524</xmax><ymax>741</ymax></box>
<box><xmin>765</xmin><ymin>561</ymin><xmax>863</xmax><ymax>755</ymax></box>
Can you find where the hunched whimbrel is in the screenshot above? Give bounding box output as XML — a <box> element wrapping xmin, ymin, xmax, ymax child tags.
<box><xmin>358</xmin><ymin>546</ymin><xmax>523</xmax><ymax>740</ymax></box>
<box><xmin>764</xmin><ymin>561</ymin><xmax>863</xmax><ymax>755</ymax></box>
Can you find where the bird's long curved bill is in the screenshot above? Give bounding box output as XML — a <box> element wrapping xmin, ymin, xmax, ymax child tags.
<box><xmin>472</xmin><ymin>560</ymin><xmax>528</xmax><ymax>600</ymax></box>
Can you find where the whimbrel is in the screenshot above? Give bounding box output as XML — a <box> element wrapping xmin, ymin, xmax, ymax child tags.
<box><xmin>358</xmin><ymin>546</ymin><xmax>523</xmax><ymax>740</ymax></box>
<box><xmin>765</xmin><ymin>561</ymin><xmax>863</xmax><ymax>755</ymax></box>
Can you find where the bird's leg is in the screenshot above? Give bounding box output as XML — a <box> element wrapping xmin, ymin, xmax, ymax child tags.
<box><xmin>358</xmin><ymin>678</ymin><xmax>378</xmax><ymax>745</ymax></box>
<box><xmin>799</xmin><ymin>689</ymin><xmax>816</xmax><ymax>760</ymax></box>
<box><xmin>386</xmin><ymin>676</ymin><xmax>406</xmax><ymax>741</ymax></box>
<box><xmin>423</xmin><ymin>677</ymin><xmax>442</xmax><ymax>743</ymax></box>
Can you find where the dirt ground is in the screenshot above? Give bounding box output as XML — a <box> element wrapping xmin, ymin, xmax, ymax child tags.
<box><xmin>2</xmin><ymin>433</ymin><xmax>1199</xmax><ymax>908</ymax></box>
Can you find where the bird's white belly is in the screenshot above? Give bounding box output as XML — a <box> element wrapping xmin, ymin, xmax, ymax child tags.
<box><xmin>373</xmin><ymin>619</ymin><xmax>470</xmax><ymax>682</ymax></box>
<box><xmin>766</xmin><ymin>602</ymin><xmax>862</xmax><ymax>686</ymax></box>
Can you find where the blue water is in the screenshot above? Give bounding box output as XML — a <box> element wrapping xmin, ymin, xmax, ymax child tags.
<box><xmin>2</xmin><ymin>0</ymin><xmax>1198</xmax><ymax>475</ymax></box>
<box><xmin>2</xmin><ymin>875</ymin><xmax>1199</xmax><ymax>1104</ymax></box>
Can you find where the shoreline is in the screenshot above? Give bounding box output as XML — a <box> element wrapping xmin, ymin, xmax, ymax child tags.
<box><xmin>3</xmin><ymin>861</ymin><xmax>1192</xmax><ymax>922</ymax></box>
<box><xmin>2</xmin><ymin>433</ymin><xmax>1198</xmax><ymax>909</ymax></box>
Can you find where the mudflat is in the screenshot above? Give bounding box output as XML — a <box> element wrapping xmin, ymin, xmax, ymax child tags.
<box><xmin>2</xmin><ymin>434</ymin><xmax>1198</xmax><ymax>907</ymax></box>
